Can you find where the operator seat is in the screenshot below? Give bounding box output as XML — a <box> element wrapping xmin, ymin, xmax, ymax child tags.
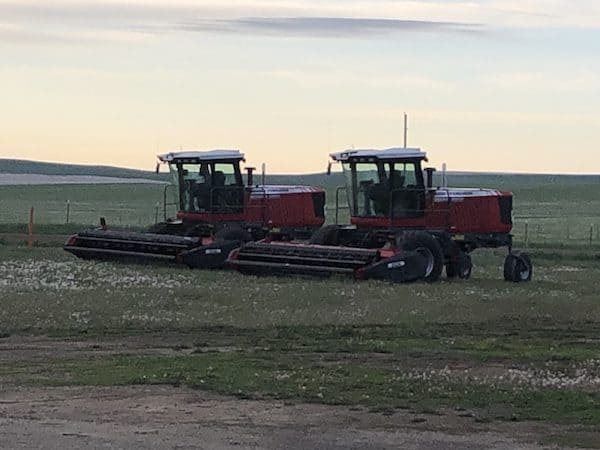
<box><xmin>212</xmin><ymin>171</ymin><xmax>226</xmax><ymax>211</ymax></box>
<box><xmin>359</xmin><ymin>180</ymin><xmax>374</xmax><ymax>216</ymax></box>
<box><xmin>369</xmin><ymin>182</ymin><xmax>390</xmax><ymax>216</ymax></box>
<box><xmin>390</xmin><ymin>172</ymin><xmax>409</xmax><ymax>218</ymax></box>
<box><xmin>193</xmin><ymin>168</ymin><xmax>211</xmax><ymax>212</ymax></box>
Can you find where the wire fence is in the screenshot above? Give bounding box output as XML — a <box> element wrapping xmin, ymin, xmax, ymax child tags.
<box><xmin>0</xmin><ymin>200</ymin><xmax>175</xmax><ymax>229</ymax></box>
<box><xmin>3</xmin><ymin>201</ymin><xmax>600</xmax><ymax>246</ymax></box>
<box><xmin>512</xmin><ymin>218</ymin><xmax>600</xmax><ymax>246</ymax></box>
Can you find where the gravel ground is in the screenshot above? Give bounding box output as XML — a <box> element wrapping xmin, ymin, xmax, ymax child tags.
<box><xmin>0</xmin><ymin>385</ymin><xmax>563</xmax><ymax>450</ymax></box>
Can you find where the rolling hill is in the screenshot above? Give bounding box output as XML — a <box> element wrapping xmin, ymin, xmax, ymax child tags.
<box><xmin>1</xmin><ymin>158</ymin><xmax>599</xmax><ymax>190</ymax></box>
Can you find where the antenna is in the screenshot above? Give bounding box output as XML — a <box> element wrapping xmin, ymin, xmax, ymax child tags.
<box><xmin>403</xmin><ymin>112</ymin><xmax>408</xmax><ymax>148</ymax></box>
<box><xmin>442</xmin><ymin>163</ymin><xmax>448</xmax><ymax>188</ymax></box>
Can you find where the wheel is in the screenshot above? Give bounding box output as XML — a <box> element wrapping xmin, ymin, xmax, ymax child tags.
<box><xmin>446</xmin><ymin>251</ymin><xmax>472</xmax><ymax>280</ymax></box>
<box><xmin>446</xmin><ymin>263</ymin><xmax>458</xmax><ymax>278</ymax></box>
<box><xmin>397</xmin><ymin>231</ymin><xmax>444</xmax><ymax>282</ymax></box>
<box><xmin>457</xmin><ymin>253</ymin><xmax>472</xmax><ymax>279</ymax></box>
<box><xmin>445</xmin><ymin>241</ymin><xmax>460</xmax><ymax>278</ymax></box>
<box><xmin>309</xmin><ymin>225</ymin><xmax>340</xmax><ymax>246</ymax></box>
<box><xmin>504</xmin><ymin>251</ymin><xmax>532</xmax><ymax>282</ymax></box>
<box><xmin>215</xmin><ymin>226</ymin><xmax>252</xmax><ymax>243</ymax></box>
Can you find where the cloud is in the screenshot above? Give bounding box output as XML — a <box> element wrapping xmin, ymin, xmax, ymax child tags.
<box><xmin>179</xmin><ymin>16</ymin><xmax>479</xmax><ymax>37</ymax></box>
<box><xmin>0</xmin><ymin>0</ymin><xmax>598</xmax><ymax>47</ymax></box>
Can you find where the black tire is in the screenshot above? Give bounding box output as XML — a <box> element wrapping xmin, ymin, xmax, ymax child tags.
<box><xmin>446</xmin><ymin>263</ymin><xmax>458</xmax><ymax>278</ymax></box>
<box><xmin>397</xmin><ymin>231</ymin><xmax>444</xmax><ymax>282</ymax></box>
<box><xmin>309</xmin><ymin>225</ymin><xmax>340</xmax><ymax>246</ymax></box>
<box><xmin>457</xmin><ymin>252</ymin><xmax>472</xmax><ymax>279</ymax></box>
<box><xmin>504</xmin><ymin>251</ymin><xmax>532</xmax><ymax>282</ymax></box>
<box><xmin>445</xmin><ymin>241</ymin><xmax>460</xmax><ymax>278</ymax></box>
<box><xmin>215</xmin><ymin>226</ymin><xmax>252</xmax><ymax>243</ymax></box>
<box><xmin>446</xmin><ymin>251</ymin><xmax>472</xmax><ymax>280</ymax></box>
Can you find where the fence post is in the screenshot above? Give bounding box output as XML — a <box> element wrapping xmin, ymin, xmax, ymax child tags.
<box><xmin>591</xmin><ymin>224</ymin><xmax>594</xmax><ymax>245</ymax></box>
<box><xmin>524</xmin><ymin>221</ymin><xmax>529</xmax><ymax>246</ymax></box>
<box><xmin>65</xmin><ymin>200</ymin><xmax>70</xmax><ymax>224</ymax></box>
<box><xmin>27</xmin><ymin>207</ymin><xmax>34</xmax><ymax>247</ymax></box>
<box><xmin>154</xmin><ymin>202</ymin><xmax>160</xmax><ymax>224</ymax></box>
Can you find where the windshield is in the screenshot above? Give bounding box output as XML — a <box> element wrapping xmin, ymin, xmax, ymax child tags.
<box><xmin>342</xmin><ymin>160</ymin><xmax>423</xmax><ymax>218</ymax></box>
<box><xmin>174</xmin><ymin>161</ymin><xmax>243</xmax><ymax>213</ymax></box>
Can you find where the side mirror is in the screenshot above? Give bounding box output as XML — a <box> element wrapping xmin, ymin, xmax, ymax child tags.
<box><xmin>326</xmin><ymin>162</ymin><xmax>332</xmax><ymax>176</ymax></box>
<box><xmin>245</xmin><ymin>167</ymin><xmax>256</xmax><ymax>186</ymax></box>
<box><xmin>424</xmin><ymin>167</ymin><xmax>436</xmax><ymax>189</ymax></box>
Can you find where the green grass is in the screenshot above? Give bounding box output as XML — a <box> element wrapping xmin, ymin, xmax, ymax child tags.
<box><xmin>0</xmin><ymin>184</ymin><xmax>172</xmax><ymax>226</ymax></box>
<box><xmin>5</xmin><ymin>344</ymin><xmax>600</xmax><ymax>425</ymax></box>
<box><xmin>1</xmin><ymin>173</ymin><xmax>600</xmax><ymax>433</ymax></box>
<box><xmin>2</xmin><ymin>244</ymin><xmax>600</xmax><ymax>430</ymax></box>
<box><xmin>1</xmin><ymin>247</ymin><xmax>600</xmax><ymax>334</ymax></box>
<box><xmin>0</xmin><ymin>158</ymin><xmax>168</xmax><ymax>180</ymax></box>
<box><xmin>1</xmin><ymin>171</ymin><xmax>600</xmax><ymax>243</ymax></box>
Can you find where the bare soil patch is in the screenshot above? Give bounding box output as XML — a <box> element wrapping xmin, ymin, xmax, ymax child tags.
<box><xmin>0</xmin><ymin>385</ymin><xmax>571</xmax><ymax>450</ymax></box>
<box><xmin>0</xmin><ymin>335</ymin><xmax>589</xmax><ymax>449</ymax></box>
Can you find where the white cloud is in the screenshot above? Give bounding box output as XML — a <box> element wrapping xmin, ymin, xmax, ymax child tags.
<box><xmin>0</xmin><ymin>0</ymin><xmax>598</xmax><ymax>46</ymax></box>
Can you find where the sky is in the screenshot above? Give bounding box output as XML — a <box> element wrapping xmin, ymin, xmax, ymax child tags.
<box><xmin>1</xmin><ymin>0</ymin><xmax>599</xmax><ymax>174</ymax></box>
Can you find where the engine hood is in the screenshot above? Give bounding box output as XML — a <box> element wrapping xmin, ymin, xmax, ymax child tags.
<box><xmin>434</xmin><ymin>188</ymin><xmax>508</xmax><ymax>202</ymax></box>
<box><xmin>249</xmin><ymin>185</ymin><xmax>324</xmax><ymax>197</ymax></box>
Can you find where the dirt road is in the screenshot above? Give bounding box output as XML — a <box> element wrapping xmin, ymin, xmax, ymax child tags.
<box><xmin>0</xmin><ymin>384</ymin><xmax>569</xmax><ymax>450</ymax></box>
<box><xmin>0</xmin><ymin>335</ymin><xmax>578</xmax><ymax>449</ymax></box>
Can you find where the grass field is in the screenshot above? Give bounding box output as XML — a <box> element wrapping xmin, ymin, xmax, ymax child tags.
<box><xmin>1</xmin><ymin>243</ymin><xmax>600</xmax><ymax>447</ymax></box>
<box><xmin>2</xmin><ymin>175</ymin><xmax>600</xmax><ymax>245</ymax></box>
<box><xmin>1</xmin><ymin>170</ymin><xmax>600</xmax><ymax>447</ymax></box>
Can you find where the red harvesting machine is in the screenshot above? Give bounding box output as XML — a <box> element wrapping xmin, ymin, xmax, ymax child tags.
<box><xmin>64</xmin><ymin>150</ymin><xmax>326</xmax><ymax>268</ymax></box>
<box><xmin>228</xmin><ymin>147</ymin><xmax>533</xmax><ymax>283</ymax></box>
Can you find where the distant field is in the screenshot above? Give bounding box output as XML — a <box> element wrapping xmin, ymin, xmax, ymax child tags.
<box><xmin>0</xmin><ymin>158</ymin><xmax>168</xmax><ymax>181</ymax></box>
<box><xmin>0</xmin><ymin>183</ymin><xmax>171</xmax><ymax>227</ymax></box>
<box><xmin>0</xmin><ymin>157</ymin><xmax>599</xmax><ymax>244</ymax></box>
<box><xmin>0</xmin><ymin>174</ymin><xmax>165</xmax><ymax>186</ymax></box>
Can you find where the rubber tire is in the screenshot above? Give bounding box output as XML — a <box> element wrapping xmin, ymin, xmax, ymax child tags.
<box><xmin>215</xmin><ymin>226</ymin><xmax>252</xmax><ymax>243</ymax></box>
<box><xmin>445</xmin><ymin>242</ymin><xmax>460</xmax><ymax>278</ymax></box>
<box><xmin>446</xmin><ymin>251</ymin><xmax>472</xmax><ymax>279</ymax></box>
<box><xmin>397</xmin><ymin>231</ymin><xmax>444</xmax><ymax>282</ymax></box>
<box><xmin>309</xmin><ymin>225</ymin><xmax>340</xmax><ymax>246</ymax></box>
<box><xmin>504</xmin><ymin>251</ymin><xmax>532</xmax><ymax>282</ymax></box>
<box><xmin>446</xmin><ymin>263</ymin><xmax>458</xmax><ymax>278</ymax></box>
<box><xmin>457</xmin><ymin>252</ymin><xmax>473</xmax><ymax>279</ymax></box>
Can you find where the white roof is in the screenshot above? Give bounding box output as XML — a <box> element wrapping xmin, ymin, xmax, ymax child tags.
<box><xmin>330</xmin><ymin>147</ymin><xmax>427</xmax><ymax>162</ymax></box>
<box><xmin>157</xmin><ymin>150</ymin><xmax>244</xmax><ymax>163</ymax></box>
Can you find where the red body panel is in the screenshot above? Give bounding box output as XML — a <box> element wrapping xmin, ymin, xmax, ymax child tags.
<box><xmin>177</xmin><ymin>186</ymin><xmax>325</xmax><ymax>229</ymax></box>
<box><xmin>244</xmin><ymin>191</ymin><xmax>324</xmax><ymax>228</ymax></box>
<box><xmin>446</xmin><ymin>192</ymin><xmax>512</xmax><ymax>234</ymax></box>
<box><xmin>352</xmin><ymin>190</ymin><xmax>512</xmax><ymax>235</ymax></box>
